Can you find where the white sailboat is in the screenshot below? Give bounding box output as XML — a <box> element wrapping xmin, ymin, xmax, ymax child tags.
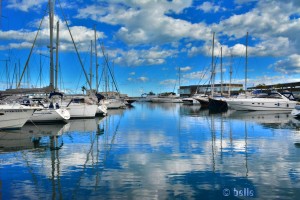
<box><xmin>21</xmin><ymin>95</ymin><xmax>70</xmax><ymax>123</ymax></box>
<box><xmin>0</xmin><ymin>104</ymin><xmax>36</xmax><ymax>129</ymax></box>
<box><xmin>30</xmin><ymin>107</ymin><xmax>70</xmax><ymax>123</ymax></box>
<box><xmin>62</xmin><ymin>96</ymin><xmax>98</xmax><ymax>118</ymax></box>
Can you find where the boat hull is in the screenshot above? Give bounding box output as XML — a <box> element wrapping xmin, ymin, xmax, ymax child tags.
<box><xmin>0</xmin><ymin>108</ymin><xmax>35</xmax><ymax>129</ymax></box>
<box><xmin>182</xmin><ymin>98</ymin><xmax>200</xmax><ymax>105</ymax></box>
<box><xmin>30</xmin><ymin>108</ymin><xmax>70</xmax><ymax>123</ymax></box>
<box><xmin>103</xmin><ymin>99</ymin><xmax>126</xmax><ymax>109</ymax></box>
<box><xmin>96</xmin><ymin>104</ymin><xmax>108</xmax><ymax>115</ymax></box>
<box><xmin>65</xmin><ymin>104</ymin><xmax>98</xmax><ymax>118</ymax></box>
<box><xmin>209</xmin><ymin>98</ymin><xmax>228</xmax><ymax>112</ymax></box>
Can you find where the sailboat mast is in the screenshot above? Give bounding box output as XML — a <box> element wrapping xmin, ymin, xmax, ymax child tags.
<box><xmin>229</xmin><ymin>54</ymin><xmax>233</xmax><ymax>97</ymax></box>
<box><xmin>94</xmin><ymin>26</ymin><xmax>99</xmax><ymax>92</ymax></box>
<box><xmin>211</xmin><ymin>32</ymin><xmax>215</xmax><ymax>98</ymax></box>
<box><xmin>220</xmin><ymin>46</ymin><xmax>223</xmax><ymax>96</ymax></box>
<box><xmin>90</xmin><ymin>40</ymin><xmax>93</xmax><ymax>89</ymax></box>
<box><xmin>55</xmin><ymin>21</ymin><xmax>59</xmax><ymax>91</ymax></box>
<box><xmin>245</xmin><ymin>32</ymin><xmax>248</xmax><ymax>92</ymax></box>
<box><xmin>49</xmin><ymin>0</ymin><xmax>54</xmax><ymax>89</ymax></box>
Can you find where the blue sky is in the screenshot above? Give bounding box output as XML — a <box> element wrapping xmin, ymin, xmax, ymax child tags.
<box><xmin>1</xmin><ymin>0</ymin><xmax>300</xmax><ymax>96</ymax></box>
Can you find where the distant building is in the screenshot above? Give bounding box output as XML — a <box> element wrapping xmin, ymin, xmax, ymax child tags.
<box><xmin>178</xmin><ymin>83</ymin><xmax>243</xmax><ymax>97</ymax></box>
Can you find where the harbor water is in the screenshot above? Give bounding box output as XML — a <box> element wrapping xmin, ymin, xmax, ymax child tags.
<box><xmin>1</xmin><ymin>103</ymin><xmax>300</xmax><ymax>199</ymax></box>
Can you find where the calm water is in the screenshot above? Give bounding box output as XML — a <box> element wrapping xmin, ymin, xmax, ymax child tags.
<box><xmin>1</xmin><ymin>103</ymin><xmax>300</xmax><ymax>199</ymax></box>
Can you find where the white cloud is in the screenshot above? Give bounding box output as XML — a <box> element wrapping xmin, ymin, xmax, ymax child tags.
<box><xmin>114</xmin><ymin>47</ymin><xmax>177</xmax><ymax>67</ymax></box>
<box><xmin>0</xmin><ymin>15</ymin><xmax>106</xmax><ymax>53</ymax></box>
<box><xmin>213</xmin><ymin>0</ymin><xmax>300</xmax><ymax>57</ymax></box>
<box><xmin>197</xmin><ymin>2</ymin><xmax>225</xmax><ymax>13</ymax></box>
<box><xmin>180</xmin><ymin>66</ymin><xmax>192</xmax><ymax>72</ymax></box>
<box><xmin>271</xmin><ymin>54</ymin><xmax>300</xmax><ymax>74</ymax></box>
<box><xmin>7</xmin><ymin>0</ymin><xmax>47</xmax><ymax>12</ymax></box>
<box><xmin>76</xmin><ymin>0</ymin><xmax>212</xmax><ymax>46</ymax></box>
<box><xmin>160</xmin><ymin>79</ymin><xmax>177</xmax><ymax>85</ymax></box>
<box><xmin>183</xmin><ymin>71</ymin><xmax>209</xmax><ymax>80</ymax></box>
<box><xmin>127</xmin><ymin>76</ymin><xmax>149</xmax><ymax>82</ymax></box>
<box><xmin>138</xmin><ymin>76</ymin><xmax>149</xmax><ymax>82</ymax></box>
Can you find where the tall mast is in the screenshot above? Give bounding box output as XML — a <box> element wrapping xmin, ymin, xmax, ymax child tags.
<box><xmin>55</xmin><ymin>20</ymin><xmax>59</xmax><ymax>91</ymax></box>
<box><xmin>245</xmin><ymin>32</ymin><xmax>248</xmax><ymax>92</ymax></box>
<box><xmin>211</xmin><ymin>32</ymin><xmax>215</xmax><ymax>98</ymax></box>
<box><xmin>229</xmin><ymin>54</ymin><xmax>233</xmax><ymax>97</ymax></box>
<box><xmin>220</xmin><ymin>46</ymin><xmax>223</xmax><ymax>96</ymax></box>
<box><xmin>40</xmin><ymin>53</ymin><xmax>42</xmax><ymax>88</ymax></box>
<box><xmin>49</xmin><ymin>0</ymin><xmax>54</xmax><ymax>89</ymax></box>
<box><xmin>90</xmin><ymin>40</ymin><xmax>93</xmax><ymax>89</ymax></box>
<box><xmin>94</xmin><ymin>26</ymin><xmax>99</xmax><ymax>92</ymax></box>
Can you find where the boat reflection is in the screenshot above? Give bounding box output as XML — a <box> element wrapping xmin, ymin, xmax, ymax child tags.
<box><xmin>0</xmin><ymin>123</ymin><xmax>69</xmax><ymax>152</ymax></box>
<box><xmin>226</xmin><ymin>110</ymin><xmax>291</xmax><ymax>124</ymax></box>
<box><xmin>179</xmin><ymin>104</ymin><xmax>203</xmax><ymax>116</ymax></box>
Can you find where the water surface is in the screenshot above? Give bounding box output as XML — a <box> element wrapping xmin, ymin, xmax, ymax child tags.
<box><xmin>1</xmin><ymin>103</ymin><xmax>300</xmax><ymax>199</ymax></box>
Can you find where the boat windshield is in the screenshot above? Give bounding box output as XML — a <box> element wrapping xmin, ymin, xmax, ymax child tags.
<box><xmin>257</xmin><ymin>93</ymin><xmax>283</xmax><ymax>99</ymax></box>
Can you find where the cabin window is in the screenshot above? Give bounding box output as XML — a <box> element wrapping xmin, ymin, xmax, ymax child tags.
<box><xmin>287</xmin><ymin>104</ymin><xmax>289</xmax><ymax>107</ymax></box>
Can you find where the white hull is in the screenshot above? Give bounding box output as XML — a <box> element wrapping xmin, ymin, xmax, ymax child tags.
<box><xmin>226</xmin><ymin>98</ymin><xmax>297</xmax><ymax>111</ymax></box>
<box><xmin>66</xmin><ymin>103</ymin><xmax>98</xmax><ymax>118</ymax></box>
<box><xmin>97</xmin><ymin>104</ymin><xmax>108</xmax><ymax>115</ymax></box>
<box><xmin>30</xmin><ymin>108</ymin><xmax>70</xmax><ymax>123</ymax></box>
<box><xmin>103</xmin><ymin>99</ymin><xmax>126</xmax><ymax>109</ymax></box>
<box><xmin>0</xmin><ymin>107</ymin><xmax>35</xmax><ymax>129</ymax></box>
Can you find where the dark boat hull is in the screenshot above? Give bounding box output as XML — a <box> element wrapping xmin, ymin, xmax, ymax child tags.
<box><xmin>208</xmin><ymin>98</ymin><xmax>228</xmax><ymax>113</ymax></box>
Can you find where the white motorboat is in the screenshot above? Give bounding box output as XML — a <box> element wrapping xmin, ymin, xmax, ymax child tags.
<box><xmin>150</xmin><ymin>92</ymin><xmax>183</xmax><ymax>103</ymax></box>
<box><xmin>225</xmin><ymin>92</ymin><xmax>297</xmax><ymax>111</ymax></box>
<box><xmin>139</xmin><ymin>93</ymin><xmax>157</xmax><ymax>102</ymax></box>
<box><xmin>103</xmin><ymin>98</ymin><xmax>126</xmax><ymax>109</ymax></box>
<box><xmin>0</xmin><ymin>104</ymin><xmax>36</xmax><ymax>129</ymax></box>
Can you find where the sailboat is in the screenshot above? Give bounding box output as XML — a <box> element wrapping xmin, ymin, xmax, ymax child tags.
<box><xmin>28</xmin><ymin>94</ymin><xmax>70</xmax><ymax>123</ymax></box>
<box><xmin>207</xmin><ymin>33</ymin><xmax>228</xmax><ymax>112</ymax></box>
<box><xmin>0</xmin><ymin>103</ymin><xmax>37</xmax><ymax>129</ymax></box>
